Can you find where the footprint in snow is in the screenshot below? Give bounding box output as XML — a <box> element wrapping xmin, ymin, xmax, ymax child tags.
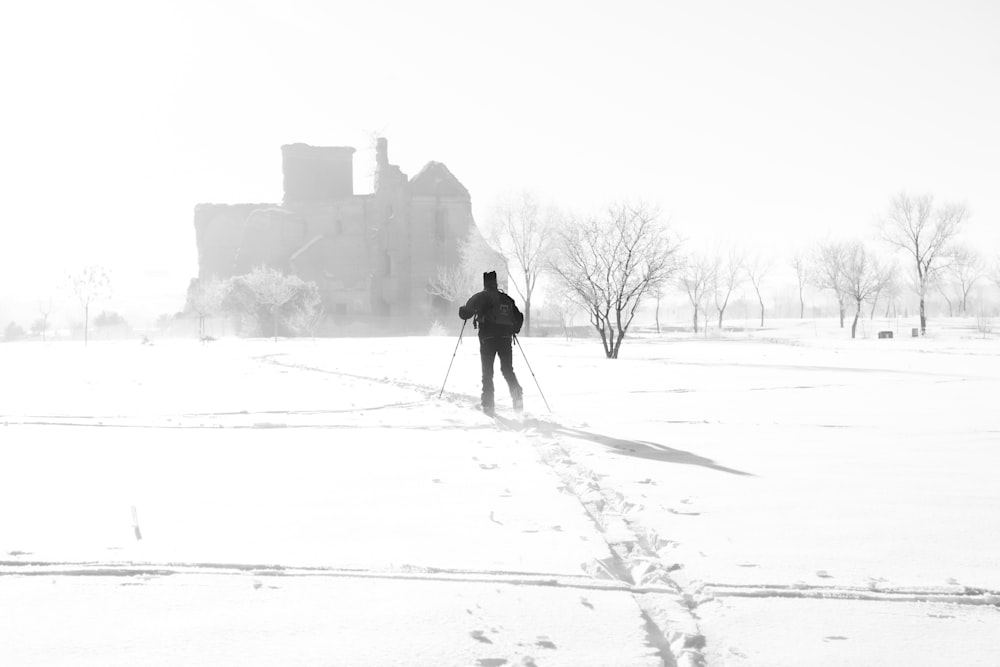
<box><xmin>470</xmin><ymin>630</ymin><xmax>493</xmax><ymax>644</ymax></box>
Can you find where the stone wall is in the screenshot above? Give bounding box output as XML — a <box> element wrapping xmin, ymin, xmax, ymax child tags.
<box><xmin>193</xmin><ymin>140</ymin><xmax>482</xmax><ymax>328</ymax></box>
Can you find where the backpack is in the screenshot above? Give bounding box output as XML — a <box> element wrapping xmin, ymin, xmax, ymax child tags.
<box><xmin>476</xmin><ymin>290</ymin><xmax>522</xmax><ymax>334</ymax></box>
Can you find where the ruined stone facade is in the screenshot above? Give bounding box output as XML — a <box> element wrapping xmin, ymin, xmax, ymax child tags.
<box><xmin>194</xmin><ymin>139</ymin><xmax>481</xmax><ymax>327</ymax></box>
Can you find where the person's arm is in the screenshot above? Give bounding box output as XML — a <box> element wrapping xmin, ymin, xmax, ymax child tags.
<box><xmin>458</xmin><ymin>292</ymin><xmax>481</xmax><ymax>320</ymax></box>
<box><xmin>511</xmin><ymin>298</ymin><xmax>524</xmax><ymax>333</ymax></box>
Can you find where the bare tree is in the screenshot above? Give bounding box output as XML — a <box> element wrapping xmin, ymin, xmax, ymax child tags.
<box><xmin>428</xmin><ymin>228</ymin><xmax>505</xmax><ymax>305</ymax></box>
<box><xmin>550</xmin><ymin>202</ymin><xmax>681</xmax><ymax>358</ymax></box>
<box><xmin>36</xmin><ymin>298</ymin><xmax>54</xmax><ymax>342</ymax></box>
<box><xmin>934</xmin><ymin>272</ymin><xmax>957</xmax><ymax>318</ymax></box>
<box><xmin>678</xmin><ymin>254</ymin><xmax>716</xmax><ymax>333</ymax></box>
<box><xmin>225</xmin><ymin>266</ymin><xmax>319</xmax><ymax>341</ymax></box>
<box><xmin>712</xmin><ymin>246</ymin><xmax>744</xmax><ymax>329</ymax></box>
<box><xmin>487</xmin><ymin>191</ymin><xmax>555</xmax><ymax>336</ymax></box>
<box><xmin>545</xmin><ymin>282</ymin><xmax>580</xmax><ymax>341</ymax></box>
<box><xmin>869</xmin><ymin>265</ymin><xmax>897</xmax><ymax>320</ymax></box>
<box><xmin>67</xmin><ymin>266</ymin><xmax>111</xmax><ymax>346</ymax></box>
<box><xmin>744</xmin><ymin>254</ymin><xmax>771</xmax><ymax>327</ymax></box>
<box><xmin>791</xmin><ymin>251</ymin><xmax>809</xmax><ymax>318</ymax></box>
<box><xmin>880</xmin><ymin>192</ymin><xmax>968</xmax><ymax>335</ymax></box>
<box><xmin>943</xmin><ymin>245</ymin><xmax>985</xmax><ymax>316</ymax></box>
<box><xmin>251</xmin><ymin>268</ymin><xmax>297</xmax><ymax>342</ymax></box>
<box><xmin>812</xmin><ymin>241</ymin><xmax>849</xmax><ymax>327</ymax></box>
<box><xmin>428</xmin><ymin>264</ymin><xmax>474</xmax><ymax>305</ymax></box>
<box><xmin>185</xmin><ymin>277</ymin><xmax>227</xmax><ymax>340</ymax></box>
<box><xmin>882</xmin><ymin>276</ymin><xmax>903</xmax><ymax>319</ymax></box>
<box><xmin>842</xmin><ymin>241</ymin><xmax>893</xmax><ymax>338</ymax></box>
<box><xmin>652</xmin><ymin>282</ymin><xmax>666</xmax><ymax>334</ymax></box>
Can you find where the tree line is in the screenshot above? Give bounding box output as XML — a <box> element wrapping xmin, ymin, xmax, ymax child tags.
<box><xmin>3</xmin><ymin>265</ymin><xmax>322</xmax><ymax>344</ymax></box>
<box><xmin>432</xmin><ymin>190</ymin><xmax>998</xmax><ymax>358</ymax></box>
<box><xmin>5</xmin><ymin>191</ymin><xmax>996</xmax><ymax>356</ymax></box>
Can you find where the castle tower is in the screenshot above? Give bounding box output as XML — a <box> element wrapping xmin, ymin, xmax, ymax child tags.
<box><xmin>374</xmin><ymin>137</ymin><xmax>408</xmax><ymax>194</ymax></box>
<box><xmin>281</xmin><ymin>143</ymin><xmax>355</xmax><ymax>204</ymax></box>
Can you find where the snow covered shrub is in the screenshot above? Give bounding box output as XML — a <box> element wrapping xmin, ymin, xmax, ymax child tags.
<box><xmin>428</xmin><ymin>319</ymin><xmax>447</xmax><ymax>336</ymax></box>
<box><xmin>3</xmin><ymin>321</ymin><xmax>26</xmax><ymax>342</ymax></box>
<box><xmin>222</xmin><ymin>267</ymin><xmax>321</xmax><ymax>340</ymax></box>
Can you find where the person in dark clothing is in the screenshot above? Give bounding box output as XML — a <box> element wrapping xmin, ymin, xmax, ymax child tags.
<box><xmin>458</xmin><ymin>271</ymin><xmax>524</xmax><ymax>416</ymax></box>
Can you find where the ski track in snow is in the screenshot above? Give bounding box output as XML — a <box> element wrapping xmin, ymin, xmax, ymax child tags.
<box><xmin>257</xmin><ymin>351</ymin><xmax>709</xmax><ymax>666</ymax></box>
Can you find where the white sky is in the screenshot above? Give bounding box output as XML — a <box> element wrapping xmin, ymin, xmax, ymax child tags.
<box><xmin>1</xmin><ymin>0</ymin><xmax>998</xmax><ymax>323</ymax></box>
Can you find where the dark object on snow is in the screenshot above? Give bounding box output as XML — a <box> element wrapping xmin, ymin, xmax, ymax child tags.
<box><xmin>131</xmin><ymin>505</ymin><xmax>142</xmax><ymax>541</ymax></box>
<box><xmin>878</xmin><ymin>331</ymin><xmax>893</xmax><ymax>339</ymax></box>
<box><xmin>458</xmin><ymin>271</ymin><xmax>524</xmax><ymax>412</ymax></box>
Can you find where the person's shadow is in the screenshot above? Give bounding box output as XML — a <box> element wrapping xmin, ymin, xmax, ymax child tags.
<box><xmin>495</xmin><ymin>416</ymin><xmax>752</xmax><ymax>476</ymax></box>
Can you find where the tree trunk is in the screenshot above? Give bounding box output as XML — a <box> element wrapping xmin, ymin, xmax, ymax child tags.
<box><xmin>612</xmin><ymin>330</ymin><xmax>624</xmax><ymax>359</ymax></box>
<box><xmin>524</xmin><ymin>297</ymin><xmax>531</xmax><ymax>336</ymax></box>
<box><xmin>655</xmin><ymin>297</ymin><xmax>661</xmax><ymax>334</ymax></box>
<box><xmin>838</xmin><ymin>302</ymin><xmax>845</xmax><ymax>328</ymax></box>
<box><xmin>692</xmin><ymin>305</ymin><xmax>699</xmax><ymax>333</ymax></box>
<box><xmin>851</xmin><ymin>304</ymin><xmax>860</xmax><ymax>339</ymax></box>
<box><xmin>919</xmin><ymin>296</ymin><xmax>927</xmax><ymax>335</ymax></box>
<box><xmin>799</xmin><ymin>289</ymin><xmax>805</xmax><ymax>319</ymax></box>
<box><xmin>757</xmin><ymin>294</ymin><xmax>765</xmax><ymax>327</ymax></box>
<box><xmin>594</xmin><ymin>314</ymin><xmax>612</xmax><ymax>358</ymax></box>
<box><xmin>717</xmin><ymin>308</ymin><xmax>724</xmax><ymax>329</ymax></box>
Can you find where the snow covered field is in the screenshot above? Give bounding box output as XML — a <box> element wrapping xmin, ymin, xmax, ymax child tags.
<box><xmin>1</xmin><ymin>318</ymin><xmax>998</xmax><ymax>666</ymax></box>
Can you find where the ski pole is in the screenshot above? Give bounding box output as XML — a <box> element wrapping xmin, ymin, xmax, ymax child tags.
<box><xmin>513</xmin><ymin>334</ymin><xmax>551</xmax><ymax>412</ymax></box>
<box><xmin>438</xmin><ymin>319</ymin><xmax>467</xmax><ymax>398</ymax></box>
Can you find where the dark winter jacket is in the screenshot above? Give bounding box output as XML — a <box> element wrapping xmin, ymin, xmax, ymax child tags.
<box><xmin>459</xmin><ymin>285</ymin><xmax>523</xmax><ymax>339</ymax></box>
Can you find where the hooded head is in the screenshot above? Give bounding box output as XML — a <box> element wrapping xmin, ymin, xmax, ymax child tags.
<box><xmin>483</xmin><ymin>271</ymin><xmax>498</xmax><ymax>290</ymax></box>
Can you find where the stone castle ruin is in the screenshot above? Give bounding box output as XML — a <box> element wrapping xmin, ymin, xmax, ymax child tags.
<box><xmin>193</xmin><ymin>138</ymin><xmax>485</xmax><ymax>329</ymax></box>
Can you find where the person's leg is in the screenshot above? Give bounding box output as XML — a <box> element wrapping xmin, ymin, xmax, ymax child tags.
<box><xmin>497</xmin><ymin>336</ymin><xmax>523</xmax><ymax>409</ymax></box>
<box><xmin>480</xmin><ymin>337</ymin><xmax>497</xmax><ymax>412</ymax></box>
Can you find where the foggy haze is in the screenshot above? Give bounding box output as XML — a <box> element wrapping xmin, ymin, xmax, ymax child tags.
<box><xmin>3</xmin><ymin>4</ymin><xmax>1000</xmax><ymax>665</ymax></box>
<box><xmin>1</xmin><ymin>1</ymin><xmax>998</xmax><ymax>327</ymax></box>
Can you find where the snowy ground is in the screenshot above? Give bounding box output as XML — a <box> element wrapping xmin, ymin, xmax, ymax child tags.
<box><xmin>1</xmin><ymin>318</ymin><xmax>998</xmax><ymax>666</ymax></box>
